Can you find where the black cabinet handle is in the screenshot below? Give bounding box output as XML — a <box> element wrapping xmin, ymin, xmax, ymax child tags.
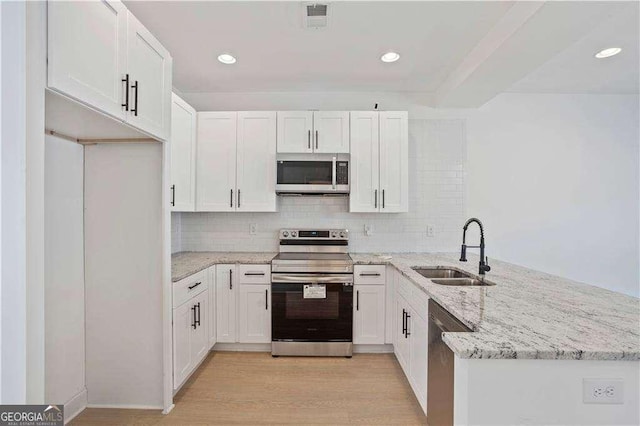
<box><xmin>405</xmin><ymin>313</ymin><xmax>411</xmax><ymax>338</ymax></box>
<box><xmin>131</xmin><ymin>80</ymin><xmax>139</xmax><ymax>116</ymax></box>
<box><xmin>359</xmin><ymin>273</ymin><xmax>381</xmax><ymax>277</ymax></box>
<box><xmin>244</xmin><ymin>272</ymin><xmax>265</xmax><ymax>276</ymax></box>
<box><xmin>230</xmin><ymin>189</ymin><xmax>233</xmax><ymax>208</ymax></box>
<box><xmin>315</xmin><ymin>130</ymin><xmax>318</xmax><ymax>149</ymax></box>
<box><xmin>356</xmin><ymin>290</ymin><xmax>359</xmax><ymax>311</ymax></box>
<box><xmin>229</xmin><ymin>269</ymin><xmax>233</xmax><ymax>290</ymax></box>
<box><xmin>191</xmin><ymin>305</ymin><xmax>197</xmax><ymax>329</ymax></box>
<box><xmin>195</xmin><ymin>302</ymin><xmax>201</xmax><ymax>327</ymax></box>
<box><xmin>170</xmin><ymin>185</ymin><xmax>175</xmax><ymax>207</ymax></box>
<box><xmin>374</xmin><ymin>189</ymin><xmax>378</xmax><ymax>208</ymax></box>
<box><xmin>238</xmin><ymin>189</ymin><xmax>241</xmax><ymax>208</ymax></box>
<box><xmin>308</xmin><ymin>130</ymin><xmax>311</xmax><ymax>149</ymax></box>
<box><xmin>188</xmin><ymin>281</ymin><xmax>202</xmax><ymax>290</ymax></box>
<box><xmin>402</xmin><ymin>309</ymin><xmax>407</xmax><ymax>336</ymax></box>
<box><xmin>382</xmin><ymin>189</ymin><xmax>385</xmax><ymax>209</ymax></box>
<box><xmin>265</xmin><ymin>289</ymin><xmax>269</xmax><ymax>310</ymax></box>
<box><xmin>121</xmin><ymin>74</ymin><xmax>129</xmax><ymax>111</ymax></box>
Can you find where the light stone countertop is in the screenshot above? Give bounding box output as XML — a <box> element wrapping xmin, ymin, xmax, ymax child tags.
<box><xmin>352</xmin><ymin>252</ymin><xmax>640</xmax><ymax>361</ymax></box>
<box><xmin>172</xmin><ymin>251</ymin><xmax>276</xmax><ymax>282</ymax></box>
<box><xmin>172</xmin><ymin>251</ymin><xmax>640</xmax><ymax>361</ymax></box>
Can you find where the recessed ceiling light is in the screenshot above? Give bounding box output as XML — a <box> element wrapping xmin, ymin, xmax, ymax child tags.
<box><xmin>381</xmin><ymin>52</ymin><xmax>400</xmax><ymax>63</ymax></box>
<box><xmin>595</xmin><ymin>47</ymin><xmax>622</xmax><ymax>59</ymax></box>
<box><xmin>218</xmin><ymin>53</ymin><xmax>236</xmax><ymax>64</ymax></box>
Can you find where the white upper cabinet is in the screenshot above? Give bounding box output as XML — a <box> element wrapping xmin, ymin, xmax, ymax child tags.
<box><xmin>350</xmin><ymin>111</ymin><xmax>408</xmax><ymax>213</ymax></box>
<box><xmin>313</xmin><ymin>111</ymin><xmax>350</xmax><ymax>153</ymax></box>
<box><xmin>379</xmin><ymin>111</ymin><xmax>409</xmax><ymax>212</ymax></box>
<box><xmin>276</xmin><ymin>111</ymin><xmax>349</xmax><ymax>154</ymax></box>
<box><xmin>47</xmin><ymin>1</ymin><xmax>172</xmax><ymax>141</ymax></box>
<box><xmin>277</xmin><ymin>111</ymin><xmax>313</xmax><ymax>153</ymax></box>
<box><xmin>48</xmin><ymin>0</ymin><xmax>128</xmax><ymax>120</ymax></box>
<box><xmin>125</xmin><ymin>12</ymin><xmax>172</xmax><ymax>141</ymax></box>
<box><xmin>349</xmin><ymin>112</ymin><xmax>380</xmax><ymax>213</ymax></box>
<box><xmin>236</xmin><ymin>112</ymin><xmax>277</xmax><ymax>212</ymax></box>
<box><xmin>170</xmin><ymin>93</ymin><xmax>196</xmax><ymax>211</ymax></box>
<box><xmin>196</xmin><ymin>112</ymin><xmax>237</xmax><ymax>212</ymax></box>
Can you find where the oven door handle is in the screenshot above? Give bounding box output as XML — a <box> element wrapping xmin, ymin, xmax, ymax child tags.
<box><xmin>271</xmin><ymin>274</ymin><xmax>353</xmax><ymax>284</ymax></box>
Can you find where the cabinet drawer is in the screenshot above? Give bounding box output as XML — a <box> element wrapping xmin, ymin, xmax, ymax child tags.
<box><xmin>238</xmin><ymin>264</ymin><xmax>271</xmax><ymax>284</ymax></box>
<box><xmin>354</xmin><ymin>265</ymin><xmax>386</xmax><ymax>285</ymax></box>
<box><xmin>173</xmin><ymin>269</ymin><xmax>207</xmax><ymax>308</ymax></box>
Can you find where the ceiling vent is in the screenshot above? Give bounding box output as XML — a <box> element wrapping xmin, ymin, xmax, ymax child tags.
<box><xmin>304</xmin><ymin>3</ymin><xmax>328</xmax><ymax>29</ymax></box>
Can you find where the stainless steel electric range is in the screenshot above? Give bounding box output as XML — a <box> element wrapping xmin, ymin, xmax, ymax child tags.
<box><xmin>271</xmin><ymin>229</ymin><xmax>354</xmax><ymax>357</ymax></box>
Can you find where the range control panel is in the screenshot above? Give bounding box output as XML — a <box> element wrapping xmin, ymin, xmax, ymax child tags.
<box><xmin>279</xmin><ymin>229</ymin><xmax>349</xmax><ymax>240</ymax></box>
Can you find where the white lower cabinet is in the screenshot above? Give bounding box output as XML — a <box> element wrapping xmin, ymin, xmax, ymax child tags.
<box><xmin>238</xmin><ymin>284</ymin><xmax>271</xmax><ymax>343</ymax></box>
<box><xmin>208</xmin><ymin>267</ymin><xmax>217</xmax><ymax>348</ymax></box>
<box><xmin>353</xmin><ymin>285</ymin><xmax>386</xmax><ymax>345</ymax></box>
<box><xmin>173</xmin><ymin>288</ymin><xmax>208</xmax><ymax>391</ymax></box>
<box><xmin>394</xmin><ymin>274</ymin><xmax>429</xmax><ymax>414</ymax></box>
<box><xmin>216</xmin><ymin>264</ymin><xmax>237</xmax><ymax>343</ymax></box>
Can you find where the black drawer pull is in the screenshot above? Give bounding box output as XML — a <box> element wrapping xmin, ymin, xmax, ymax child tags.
<box><xmin>265</xmin><ymin>289</ymin><xmax>269</xmax><ymax>310</ymax></box>
<box><xmin>191</xmin><ymin>305</ymin><xmax>197</xmax><ymax>329</ymax></box>
<box><xmin>131</xmin><ymin>80</ymin><xmax>139</xmax><ymax>116</ymax></box>
<box><xmin>356</xmin><ymin>290</ymin><xmax>360</xmax><ymax>311</ymax></box>
<box><xmin>405</xmin><ymin>313</ymin><xmax>411</xmax><ymax>338</ymax></box>
<box><xmin>229</xmin><ymin>269</ymin><xmax>233</xmax><ymax>289</ymax></box>
<box><xmin>188</xmin><ymin>281</ymin><xmax>202</xmax><ymax>290</ymax></box>
<box><xmin>121</xmin><ymin>74</ymin><xmax>129</xmax><ymax>110</ymax></box>
<box><xmin>359</xmin><ymin>273</ymin><xmax>381</xmax><ymax>277</ymax></box>
<box><xmin>402</xmin><ymin>309</ymin><xmax>407</xmax><ymax>335</ymax></box>
<box><xmin>170</xmin><ymin>185</ymin><xmax>175</xmax><ymax>207</ymax></box>
<box><xmin>195</xmin><ymin>302</ymin><xmax>201</xmax><ymax>327</ymax></box>
<box><xmin>244</xmin><ymin>272</ymin><xmax>265</xmax><ymax>276</ymax></box>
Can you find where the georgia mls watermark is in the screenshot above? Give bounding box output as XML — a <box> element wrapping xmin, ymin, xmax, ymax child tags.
<box><xmin>0</xmin><ymin>405</ymin><xmax>63</xmax><ymax>426</ymax></box>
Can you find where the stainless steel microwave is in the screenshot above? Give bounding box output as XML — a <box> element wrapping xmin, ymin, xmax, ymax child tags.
<box><xmin>276</xmin><ymin>156</ymin><xmax>349</xmax><ymax>195</ymax></box>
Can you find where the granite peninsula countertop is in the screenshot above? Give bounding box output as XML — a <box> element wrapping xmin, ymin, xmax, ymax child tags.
<box><xmin>172</xmin><ymin>251</ymin><xmax>640</xmax><ymax>361</ymax></box>
<box><xmin>352</xmin><ymin>253</ymin><xmax>640</xmax><ymax>361</ymax></box>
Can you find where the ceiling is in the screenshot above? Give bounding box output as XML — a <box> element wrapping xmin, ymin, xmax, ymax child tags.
<box><xmin>124</xmin><ymin>1</ymin><xmax>639</xmax><ymax>106</ymax></box>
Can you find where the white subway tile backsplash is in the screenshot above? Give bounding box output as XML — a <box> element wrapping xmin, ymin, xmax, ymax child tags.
<box><xmin>173</xmin><ymin>119</ymin><xmax>467</xmax><ymax>253</ymax></box>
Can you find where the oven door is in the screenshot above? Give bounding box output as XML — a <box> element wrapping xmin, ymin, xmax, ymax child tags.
<box><xmin>271</xmin><ymin>273</ymin><xmax>353</xmax><ymax>342</ymax></box>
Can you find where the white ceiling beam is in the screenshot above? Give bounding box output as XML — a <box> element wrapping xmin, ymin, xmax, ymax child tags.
<box><xmin>433</xmin><ymin>1</ymin><xmax>626</xmax><ymax>108</ymax></box>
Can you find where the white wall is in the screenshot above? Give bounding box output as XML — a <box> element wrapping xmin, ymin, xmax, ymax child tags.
<box><xmin>454</xmin><ymin>357</ymin><xmax>640</xmax><ymax>425</ymax></box>
<box><xmin>467</xmin><ymin>93</ymin><xmax>639</xmax><ymax>297</ymax></box>
<box><xmin>44</xmin><ymin>135</ymin><xmax>86</xmax><ymax>419</ymax></box>
<box><xmin>84</xmin><ymin>143</ymin><xmax>164</xmax><ymax>408</ymax></box>
<box><xmin>1</xmin><ymin>0</ymin><xmax>27</xmax><ymax>403</ymax></box>
<box><xmin>177</xmin><ymin>118</ymin><xmax>466</xmax><ymax>253</ymax></box>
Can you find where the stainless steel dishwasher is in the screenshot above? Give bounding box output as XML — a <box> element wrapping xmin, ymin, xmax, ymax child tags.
<box><xmin>427</xmin><ymin>299</ymin><xmax>471</xmax><ymax>426</ymax></box>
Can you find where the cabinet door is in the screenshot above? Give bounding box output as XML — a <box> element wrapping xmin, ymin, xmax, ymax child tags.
<box><xmin>238</xmin><ymin>284</ymin><xmax>271</xmax><ymax>343</ymax></box>
<box><xmin>197</xmin><ymin>113</ymin><xmax>237</xmax><ymax>212</ymax></box>
<box><xmin>190</xmin><ymin>291</ymin><xmax>209</xmax><ymax>365</ymax></box>
<box><xmin>236</xmin><ymin>112</ymin><xmax>277</xmax><ymax>212</ymax></box>
<box><xmin>394</xmin><ymin>296</ymin><xmax>411</xmax><ymax>376</ymax></box>
<box><xmin>353</xmin><ymin>285</ymin><xmax>385</xmax><ymax>344</ymax></box>
<box><xmin>313</xmin><ymin>111</ymin><xmax>350</xmax><ymax>153</ymax></box>
<box><xmin>170</xmin><ymin>93</ymin><xmax>196</xmax><ymax>211</ymax></box>
<box><xmin>379</xmin><ymin>111</ymin><xmax>408</xmax><ymax>213</ymax></box>
<box><xmin>349</xmin><ymin>112</ymin><xmax>380</xmax><ymax>212</ymax></box>
<box><xmin>48</xmin><ymin>0</ymin><xmax>127</xmax><ymax>120</ymax></box>
<box><xmin>216</xmin><ymin>265</ymin><xmax>237</xmax><ymax>342</ymax></box>
<box><xmin>409</xmin><ymin>310</ymin><xmax>428</xmax><ymax>413</ymax></box>
<box><xmin>208</xmin><ymin>267</ymin><xmax>217</xmax><ymax>348</ymax></box>
<box><xmin>125</xmin><ymin>12</ymin><xmax>172</xmax><ymax>140</ymax></box>
<box><xmin>172</xmin><ymin>302</ymin><xmax>192</xmax><ymax>390</ymax></box>
<box><xmin>276</xmin><ymin>111</ymin><xmax>313</xmax><ymax>153</ymax></box>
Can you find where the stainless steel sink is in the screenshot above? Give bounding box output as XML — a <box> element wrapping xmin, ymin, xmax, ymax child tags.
<box><xmin>412</xmin><ymin>268</ymin><xmax>472</xmax><ymax>279</ymax></box>
<box><xmin>431</xmin><ymin>278</ymin><xmax>495</xmax><ymax>287</ymax></box>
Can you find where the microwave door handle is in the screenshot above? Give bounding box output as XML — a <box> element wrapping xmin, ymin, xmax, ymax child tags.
<box><xmin>332</xmin><ymin>157</ymin><xmax>337</xmax><ymax>190</ymax></box>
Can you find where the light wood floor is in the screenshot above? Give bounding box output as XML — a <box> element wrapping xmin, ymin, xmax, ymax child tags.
<box><xmin>71</xmin><ymin>351</ymin><xmax>427</xmax><ymax>425</ymax></box>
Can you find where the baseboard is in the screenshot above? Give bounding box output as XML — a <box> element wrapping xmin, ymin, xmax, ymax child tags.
<box><xmin>353</xmin><ymin>344</ymin><xmax>394</xmax><ymax>353</ymax></box>
<box><xmin>211</xmin><ymin>343</ymin><xmax>393</xmax><ymax>354</ymax></box>
<box><xmin>212</xmin><ymin>343</ymin><xmax>271</xmax><ymax>352</ymax></box>
<box><xmin>86</xmin><ymin>404</ymin><xmax>163</xmax><ymax>410</ymax></box>
<box><xmin>64</xmin><ymin>388</ymin><xmax>87</xmax><ymax>424</ymax></box>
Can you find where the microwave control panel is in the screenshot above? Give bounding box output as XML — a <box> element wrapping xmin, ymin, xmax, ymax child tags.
<box><xmin>336</xmin><ymin>161</ymin><xmax>349</xmax><ymax>184</ymax></box>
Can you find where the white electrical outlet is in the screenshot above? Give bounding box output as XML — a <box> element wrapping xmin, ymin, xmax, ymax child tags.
<box><xmin>427</xmin><ymin>225</ymin><xmax>435</xmax><ymax>237</ymax></box>
<box><xmin>364</xmin><ymin>224</ymin><xmax>373</xmax><ymax>236</ymax></box>
<box><xmin>583</xmin><ymin>379</ymin><xmax>624</xmax><ymax>404</ymax></box>
<box><xmin>250</xmin><ymin>223</ymin><xmax>258</xmax><ymax>235</ymax></box>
